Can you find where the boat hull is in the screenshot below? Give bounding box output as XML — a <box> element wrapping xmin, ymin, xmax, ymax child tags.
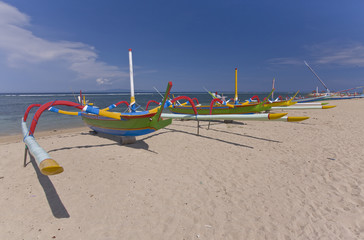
<box><xmin>168</xmin><ymin>103</ymin><xmax>270</xmax><ymax>115</ymax></box>
<box><xmin>81</xmin><ymin>114</ymin><xmax>172</xmax><ymax>136</ymax></box>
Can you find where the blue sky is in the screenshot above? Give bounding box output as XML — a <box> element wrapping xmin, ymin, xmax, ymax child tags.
<box><xmin>1</xmin><ymin>0</ymin><xmax>364</xmax><ymax>93</ymax></box>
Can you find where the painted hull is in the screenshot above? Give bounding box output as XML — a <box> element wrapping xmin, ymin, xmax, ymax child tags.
<box><xmin>265</xmin><ymin>101</ymin><xmax>297</xmax><ymax>107</ymax></box>
<box><xmin>297</xmin><ymin>94</ymin><xmax>364</xmax><ymax>102</ymax></box>
<box><xmin>296</xmin><ymin>96</ymin><xmax>329</xmax><ymax>103</ymax></box>
<box><xmin>168</xmin><ymin>103</ymin><xmax>271</xmax><ymax>115</ymax></box>
<box><xmin>327</xmin><ymin>94</ymin><xmax>364</xmax><ymax>100</ymax></box>
<box><xmin>81</xmin><ymin>113</ymin><xmax>172</xmax><ymax>136</ymax></box>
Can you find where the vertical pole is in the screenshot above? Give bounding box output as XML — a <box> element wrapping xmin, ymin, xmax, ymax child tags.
<box><xmin>129</xmin><ymin>49</ymin><xmax>136</xmax><ymax>112</ymax></box>
<box><xmin>23</xmin><ymin>145</ymin><xmax>28</xmax><ymax>167</ymax></box>
<box><xmin>234</xmin><ymin>68</ymin><xmax>238</xmax><ymax>104</ymax></box>
<box><xmin>197</xmin><ymin>121</ymin><xmax>200</xmax><ymax>135</ymax></box>
<box><xmin>272</xmin><ymin>78</ymin><xmax>275</xmax><ymax>101</ymax></box>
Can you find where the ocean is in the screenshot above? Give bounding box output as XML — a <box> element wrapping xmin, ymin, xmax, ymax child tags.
<box><xmin>0</xmin><ymin>91</ymin><xmax>295</xmax><ymax>136</ymax></box>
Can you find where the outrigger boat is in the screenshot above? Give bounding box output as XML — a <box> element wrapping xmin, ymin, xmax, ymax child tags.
<box><xmin>168</xmin><ymin>68</ymin><xmax>318</xmax><ymax>117</ymax></box>
<box><xmin>296</xmin><ymin>61</ymin><xmax>364</xmax><ymax>102</ymax></box>
<box><xmin>168</xmin><ymin>68</ymin><xmax>273</xmax><ymax>115</ymax></box>
<box><xmin>21</xmin><ymin>49</ymin><xmax>173</xmax><ymax>175</ymax></box>
<box><xmin>265</xmin><ymin>78</ymin><xmax>300</xmax><ymax>107</ymax></box>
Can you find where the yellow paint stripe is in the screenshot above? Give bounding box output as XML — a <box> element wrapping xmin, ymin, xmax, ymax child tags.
<box><xmin>58</xmin><ymin>109</ymin><xmax>79</xmax><ymax>116</ymax></box>
<box><xmin>97</xmin><ymin>109</ymin><xmax>122</xmax><ymax>120</ymax></box>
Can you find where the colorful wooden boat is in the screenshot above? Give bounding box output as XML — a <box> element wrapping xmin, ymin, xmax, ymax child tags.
<box><xmin>168</xmin><ymin>68</ymin><xmax>273</xmax><ymax>115</ymax></box>
<box><xmin>21</xmin><ymin>49</ymin><xmax>173</xmax><ymax>175</ymax></box>
<box><xmin>299</xmin><ymin>61</ymin><xmax>364</xmax><ymax>102</ymax></box>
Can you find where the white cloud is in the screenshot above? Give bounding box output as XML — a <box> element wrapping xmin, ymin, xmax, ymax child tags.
<box><xmin>306</xmin><ymin>42</ymin><xmax>364</xmax><ymax>67</ymax></box>
<box><xmin>268</xmin><ymin>41</ymin><xmax>364</xmax><ymax>67</ymax></box>
<box><xmin>0</xmin><ymin>1</ymin><xmax>128</xmax><ymax>85</ymax></box>
<box><xmin>96</xmin><ymin>77</ymin><xmax>112</xmax><ymax>85</ymax></box>
<box><xmin>267</xmin><ymin>57</ymin><xmax>303</xmax><ymax>66</ymax></box>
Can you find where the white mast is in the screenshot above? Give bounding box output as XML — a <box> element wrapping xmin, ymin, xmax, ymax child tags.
<box><xmin>272</xmin><ymin>78</ymin><xmax>275</xmax><ymax>101</ymax></box>
<box><xmin>129</xmin><ymin>49</ymin><xmax>136</xmax><ymax>111</ymax></box>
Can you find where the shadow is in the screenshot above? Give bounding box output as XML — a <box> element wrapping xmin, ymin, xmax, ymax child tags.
<box><xmin>28</xmin><ymin>154</ymin><xmax>70</xmax><ymax>218</ymax></box>
<box><xmin>206</xmin><ymin>128</ymin><xmax>282</xmax><ymax>143</ymax></box>
<box><xmin>124</xmin><ymin>140</ymin><xmax>157</xmax><ymax>154</ymax></box>
<box><xmin>49</xmin><ymin>131</ymin><xmax>120</xmax><ymax>152</ymax></box>
<box><xmin>87</xmin><ymin>131</ymin><xmax>122</xmax><ymax>144</ymax></box>
<box><xmin>165</xmin><ymin>127</ymin><xmax>254</xmax><ymax>149</ymax></box>
<box><xmin>138</xmin><ymin>130</ymin><xmax>172</xmax><ymax>141</ymax></box>
<box><xmin>171</xmin><ymin>119</ymin><xmax>248</xmax><ymax>130</ymax></box>
<box><xmin>51</xmin><ymin>131</ymin><xmax>157</xmax><ymax>154</ymax></box>
<box><xmin>91</xmin><ymin>131</ymin><xmax>158</xmax><ymax>153</ymax></box>
<box><xmin>48</xmin><ymin>143</ymin><xmax>118</xmax><ymax>153</ymax></box>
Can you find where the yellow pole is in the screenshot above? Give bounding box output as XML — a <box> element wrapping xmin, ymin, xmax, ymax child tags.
<box><xmin>234</xmin><ymin>68</ymin><xmax>238</xmax><ymax>102</ymax></box>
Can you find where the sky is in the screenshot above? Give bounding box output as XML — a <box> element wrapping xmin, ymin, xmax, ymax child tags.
<box><xmin>1</xmin><ymin>0</ymin><xmax>364</xmax><ymax>93</ymax></box>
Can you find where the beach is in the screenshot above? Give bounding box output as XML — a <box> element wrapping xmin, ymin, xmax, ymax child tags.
<box><xmin>1</xmin><ymin>99</ymin><xmax>363</xmax><ymax>239</ymax></box>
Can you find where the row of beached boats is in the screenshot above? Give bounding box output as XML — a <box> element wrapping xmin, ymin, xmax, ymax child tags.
<box><xmin>22</xmin><ymin>50</ymin><xmax>341</xmax><ymax>176</ymax></box>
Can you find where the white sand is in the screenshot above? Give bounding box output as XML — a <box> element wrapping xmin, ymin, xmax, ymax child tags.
<box><xmin>1</xmin><ymin>99</ymin><xmax>363</xmax><ymax>239</ymax></box>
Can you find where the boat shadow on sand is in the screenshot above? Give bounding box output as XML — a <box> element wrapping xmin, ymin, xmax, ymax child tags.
<box><xmin>48</xmin><ymin>131</ymin><xmax>157</xmax><ymax>154</ymax></box>
<box><xmin>162</xmin><ymin>123</ymin><xmax>254</xmax><ymax>149</ymax></box>
<box><xmin>168</xmin><ymin>120</ymin><xmax>282</xmax><ymax>144</ymax></box>
<box><xmin>26</xmin><ymin>154</ymin><xmax>70</xmax><ymax>218</ymax></box>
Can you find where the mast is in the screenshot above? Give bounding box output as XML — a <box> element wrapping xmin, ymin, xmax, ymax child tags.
<box><xmin>304</xmin><ymin>61</ymin><xmax>330</xmax><ymax>94</ymax></box>
<box><xmin>234</xmin><ymin>68</ymin><xmax>238</xmax><ymax>103</ymax></box>
<box><xmin>272</xmin><ymin>78</ymin><xmax>275</xmax><ymax>101</ymax></box>
<box><xmin>129</xmin><ymin>49</ymin><xmax>136</xmax><ymax>111</ymax></box>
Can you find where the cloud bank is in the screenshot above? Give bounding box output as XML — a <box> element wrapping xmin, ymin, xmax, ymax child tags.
<box><xmin>0</xmin><ymin>1</ymin><xmax>127</xmax><ymax>85</ymax></box>
<box><xmin>268</xmin><ymin>42</ymin><xmax>364</xmax><ymax>67</ymax></box>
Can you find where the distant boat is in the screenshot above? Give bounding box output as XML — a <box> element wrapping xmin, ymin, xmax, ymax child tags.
<box><xmin>168</xmin><ymin>68</ymin><xmax>273</xmax><ymax>115</ymax></box>
<box><xmin>297</xmin><ymin>61</ymin><xmax>364</xmax><ymax>102</ymax></box>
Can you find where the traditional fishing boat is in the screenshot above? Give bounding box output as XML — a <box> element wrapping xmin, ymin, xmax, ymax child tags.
<box><xmin>265</xmin><ymin>78</ymin><xmax>336</xmax><ymax>110</ymax></box>
<box><xmin>168</xmin><ymin>68</ymin><xmax>273</xmax><ymax>115</ymax></box>
<box><xmin>296</xmin><ymin>61</ymin><xmax>364</xmax><ymax>102</ymax></box>
<box><xmin>80</xmin><ymin>50</ymin><xmax>173</xmax><ymax>136</ymax></box>
<box><xmin>264</xmin><ymin>78</ymin><xmax>300</xmax><ymax>107</ymax></box>
<box><xmin>21</xmin><ymin>49</ymin><xmax>173</xmax><ymax>175</ymax></box>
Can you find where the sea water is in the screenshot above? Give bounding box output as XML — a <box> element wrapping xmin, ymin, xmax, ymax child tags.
<box><xmin>0</xmin><ymin>91</ymin><xmax>293</xmax><ymax>136</ymax></box>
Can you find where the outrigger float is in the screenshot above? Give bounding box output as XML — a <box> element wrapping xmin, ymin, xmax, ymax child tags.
<box><xmin>22</xmin><ymin>50</ymin><xmax>308</xmax><ymax>176</ymax></box>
